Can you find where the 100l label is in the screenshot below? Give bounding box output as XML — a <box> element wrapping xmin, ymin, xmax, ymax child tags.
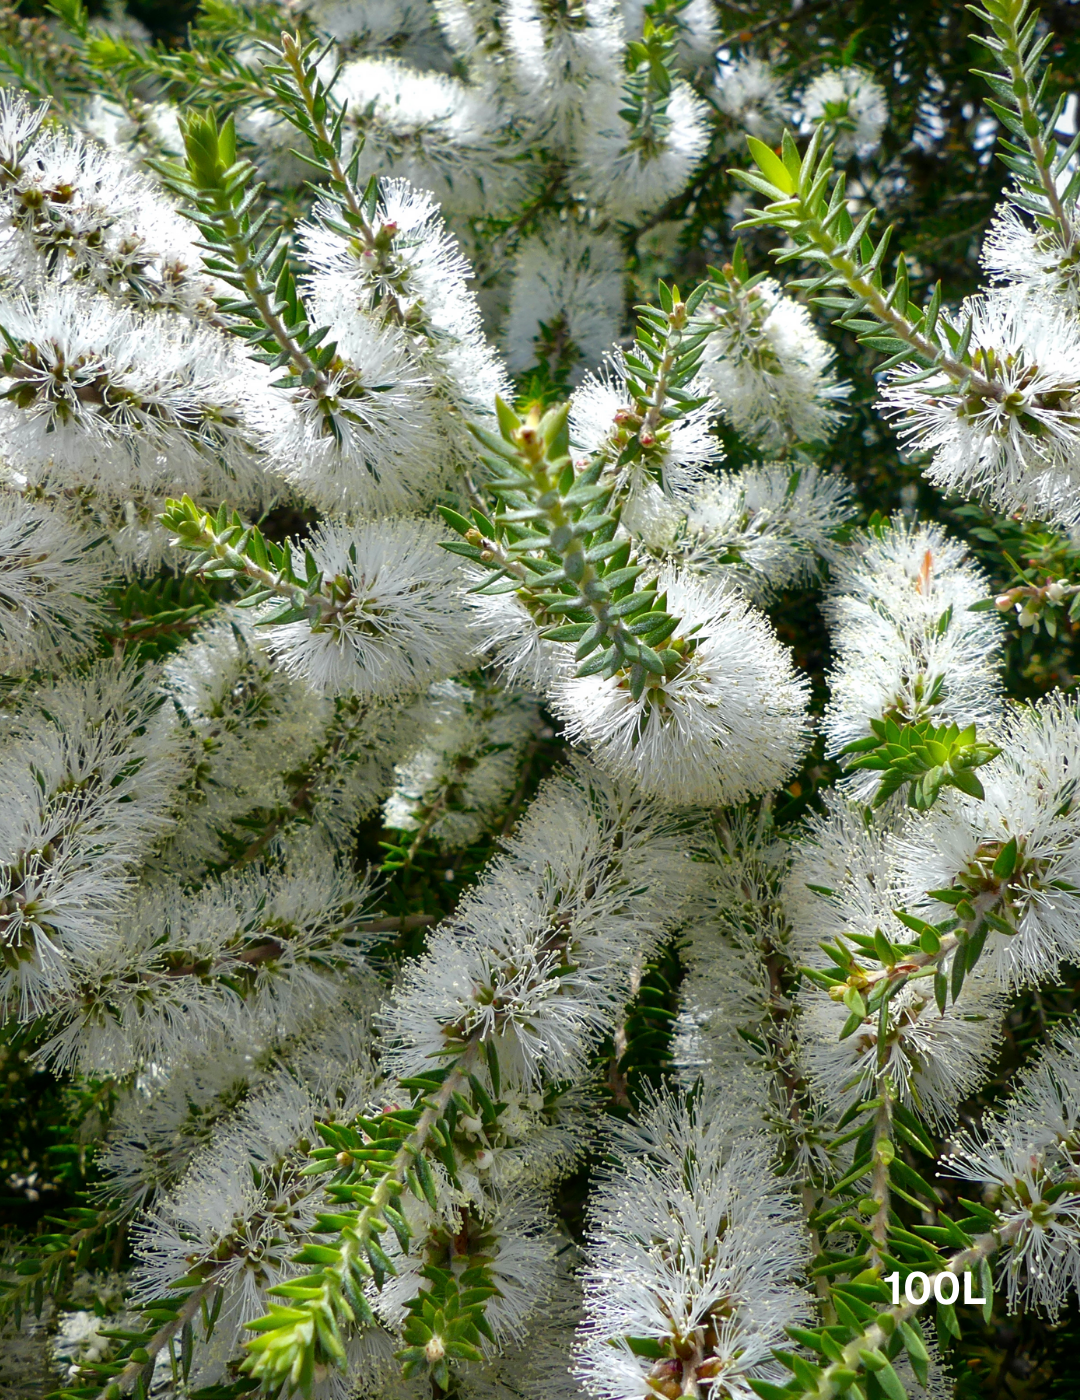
<box><xmin>883</xmin><ymin>1271</ymin><xmax>987</xmax><ymax>1306</ymax></box>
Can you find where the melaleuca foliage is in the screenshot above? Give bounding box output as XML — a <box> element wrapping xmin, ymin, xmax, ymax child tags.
<box><xmin>5</xmin><ymin>1</ymin><xmax>1080</xmax><ymax>1398</ymax></box>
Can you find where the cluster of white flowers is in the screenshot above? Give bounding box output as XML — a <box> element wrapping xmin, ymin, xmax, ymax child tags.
<box><xmin>822</xmin><ymin>516</ymin><xmax>1005</xmax><ymax>777</ymax></box>
<box><xmin>551</xmin><ymin>564</ymin><xmax>810</xmax><ymax>807</ymax></box>
<box><xmin>12</xmin><ymin>3</ymin><xmax>1080</xmax><ymax>1397</ymax></box>
<box><xmin>698</xmin><ymin>273</ymin><xmax>851</xmax><ymax>452</ymax></box>
<box><xmin>383</xmin><ymin>679</ymin><xmax>543</xmax><ymax>850</ymax></box>
<box><xmin>799</xmin><ymin>66</ymin><xmax>887</xmax><ymax>158</ymax></box>
<box><xmin>677</xmin><ymin>460</ymin><xmax>852</xmax><ymax>601</ymax></box>
<box><xmin>880</xmin><ymin>291</ymin><xmax>1080</xmax><ymax>528</ymax></box>
<box><xmin>945</xmin><ymin>1030</ymin><xmax>1080</xmax><ymax>1315</ymax></box>
<box><xmin>575</xmin><ymin>1092</ymin><xmax>810</xmax><ymax>1399</ymax></box>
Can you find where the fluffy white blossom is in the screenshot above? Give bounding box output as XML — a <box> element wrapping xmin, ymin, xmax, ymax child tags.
<box><xmin>714</xmin><ymin>55</ymin><xmax>788</xmax><ymax>149</ymax></box>
<box><xmin>801</xmin><ymin>66</ymin><xmax>887</xmax><ymax>158</ymax></box>
<box><xmin>336</xmin><ymin>59</ymin><xmax>525</xmax><ymax>216</ymax></box>
<box><xmin>699</xmin><ymin>276</ymin><xmax>850</xmax><ymax>450</ymax></box>
<box><xmin>39</xmin><ymin>848</ymin><xmax>378</xmax><ymax>1075</ymax></box>
<box><xmin>264</xmin><ymin>317</ymin><xmax>447</xmax><ymax>515</ymax></box>
<box><xmin>879</xmin><ymin>291</ymin><xmax>1080</xmax><ymax>528</ymax></box>
<box><xmin>799</xmin><ymin>967</ymin><xmax>1004</xmax><ymax>1126</ymax></box>
<box><xmin>678</xmin><ymin>461</ymin><xmax>853</xmax><ymax>600</ymax></box>
<box><xmin>461</xmin><ymin>1271</ymin><xmax>585</xmax><ymax>1400</ymax></box>
<box><xmin>0</xmin><ymin>491</ymin><xmax>111</xmax><ymax>671</ymax></box>
<box><xmin>575</xmin><ymin>1091</ymin><xmax>810</xmax><ymax>1400</ymax></box>
<box><xmin>572</xmin><ymin>79</ymin><xmax>709</xmax><ymax>219</ymax></box>
<box><xmin>97</xmin><ymin>1007</ymin><xmax>376</xmax><ymax>1211</ymax></box>
<box><xmin>306</xmin><ymin>0</ymin><xmax>448</xmax><ymax>66</ymax></box>
<box><xmin>384</xmin><ymin>679</ymin><xmax>542</xmax><ymax>849</ymax></box>
<box><xmin>465</xmin><ymin>575</ymin><xmax>573</xmax><ymax>691</ymax></box>
<box><xmin>783</xmin><ymin>791</ymin><xmax>900</xmax><ymax>963</ymax></box>
<box><xmin>892</xmin><ymin>693</ymin><xmax>1080</xmax><ymax>989</ymax></box>
<box><xmin>944</xmin><ymin>1031</ymin><xmax>1080</xmax><ymax>1315</ymax></box>
<box><xmin>78</xmin><ymin>94</ymin><xmax>185</xmax><ymax>162</ymax></box>
<box><xmin>0</xmin><ymin>97</ymin><xmax>218</xmax><ymax>316</ymax></box>
<box><xmin>0</xmin><ymin>661</ymin><xmax>180</xmax><ymax>1019</ymax></box>
<box><xmin>503</xmin><ymin>220</ymin><xmax>624</xmax><ymax>379</ymax></box>
<box><xmin>981</xmin><ymin>197</ymin><xmax>1080</xmax><ymax>312</ymax></box>
<box><xmin>672</xmin><ymin>817</ymin><xmax>786</xmax><ymax>1114</ymax></box>
<box><xmin>823</xmin><ymin>517</ymin><xmax>1004</xmax><ymax>779</ymax></box>
<box><xmin>380</xmin><ymin>761</ymin><xmax>691</xmax><ymax>1088</ymax></box>
<box><xmin>569</xmin><ymin>353</ymin><xmax>723</xmax><ymax>527</ymax></box>
<box><xmin>553</xmin><ymin>566</ymin><xmax>810</xmax><ymax>807</ymax></box>
<box><xmin>0</xmin><ymin>284</ymin><xmax>273</xmax><ymax>502</ymax></box>
<box><xmin>261</xmin><ymin>517</ymin><xmax>477</xmax><ymax>698</ymax></box>
<box><xmin>131</xmin><ymin>1051</ymin><xmax>380</xmax><ymax>1379</ymax></box>
<box><xmin>300</xmin><ymin>181</ymin><xmax>511</xmax><ymax>446</ymax></box>
<box><xmin>504</xmin><ymin>0</ymin><xmax>624</xmax><ymax>141</ymax></box>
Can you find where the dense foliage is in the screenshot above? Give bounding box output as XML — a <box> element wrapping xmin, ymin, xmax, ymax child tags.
<box><xmin>4</xmin><ymin>1</ymin><xmax>1080</xmax><ymax>1398</ymax></box>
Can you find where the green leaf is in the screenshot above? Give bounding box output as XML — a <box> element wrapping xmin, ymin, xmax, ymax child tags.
<box><xmin>992</xmin><ymin>836</ymin><xmax>1019</xmax><ymax>879</ymax></box>
<box><xmin>746</xmin><ymin>135</ymin><xmax>797</xmax><ymax>194</ymax></box>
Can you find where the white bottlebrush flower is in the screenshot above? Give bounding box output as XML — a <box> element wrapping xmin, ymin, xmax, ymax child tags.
<box><xmin>678</xmin><ymin>461</ymin><xmax>853</xmax><ymax>601</ymax></box>
<box><xmin>164</xmin><ymin>617</ymin><xmax>425</xmax><ymax>875</ymax></box>
<box><xmin>504</xmin><ymin>758</ymin><xmax>693</xmax><ymax>962</ymax></box>
<box><xmin>159</xmin><ymin>620</ymin><xmax>335</xmax><ymax>876</ymax></box>
<box><xmin>375</xmin><ymin>1191</ymin><xmax>560</xmax><ymax>1349</ymax></box>
<box><xmin>785</xmin><ymin>791</ymin><xmax>1005</xmax><ymax>1124</ymax></box>
<box><xmin>553</xmin><ymin>565</ymin><xmax>810</xmax><ymax>807</ymax></box>
<box><xmin>336</xmin><ymin>59</ymin><xmax>525</xmax><ymax>217</ymax></box>
<box><xmin>0</xmin><ymin>284</ymin><xmax>272</xmax><ymax>499</ymax></box>
<box><xmin>300</xmin><ymin>181</ymin><xmax>510</xmax><ymax>444</ymax></box>
<box><xmin>262</xmin><ymin>314</ymin><xmax>448</xmax><ymax>515</ymax></box>
<box><xmin>455</xmin><ymin>1082</ymin><xmax>595</xmax><ymax>1205</ymax></box>
<box><xmin>822</xmin><ymin>517</ymin><xmax>1004</xmax><ymax>778</ymax></box>
<box><xmin>0</xmin><ymin>660</ymin><xmax>180</xmax><ymax>1020</ymax></box>
<box><xmin>783</xmin><ymin>790</ymin><xmax>901</xmax><ymax>965</ymax></box>
<box><xmin>891</xmin><ymin>693</ymin><xmax>1080</xmax><ymax>990</ymax></box>
<box><xmin>981</xmin><ymin>197</ymin><xmax>1080</xmax><ymax>312</ymax></box>
<box><xmin>465</xmin><ymin>573</ymin><xmax>573</xmax><ymax>692</ymax></box>
<box><xmin>260</xmin><ymin>517</ymin><xmax>477</xmax><ymax>699</ymax></box>
<box><xmin>383</xmin><ymin>679</ymin><xmax>542</xmax><ymax>850</ymax></box>
<box><xmin>575</xmin><ymin>1090</ymin><xmax>810</xmax><ymax>1400</ymax></box>
<box><xmin>380</xmin><ymin>874</ymin><xmax>621</xmax><ymax>1090</ymax></box>
<box><xmin>460</xmin><ymin>1270</ymin><xmax>586</xmax><ymax>1400</ymax></box>
<box><xmin>944</xmin><ymin>1030</ymin><xmax>1080</xmax><ymax>1315</ymax></box>
<box><xmin>131</xmin><ymin>1052</ymin><xmax>380</xmax><ymax>1379</ymax></box>
<box><xmin>381</xmin><ymin>760</ymin><xmax>691</xmax><ymax>1088</ymax></box>
<box><xmin>798</xmin><ymin>967</ymin><xmax>1004</xmax><ymax>1127</ymax></box>
<box><xmin>0</xmin><ymin>85</ymin><xmax>48</xmax><ymax>169</ymax></box>
<box><xmin>306</xmin><ymin>0</ymin><xmax>447</xmax><ymax>67</ymax></box>
<box><xmin>879</xmin><ymin>290</ymin><xmax>1080</xmax><ymax>528</ymax></box>
<box><xmin>0</xmin><ymin>94</ymin><xmax>216</xmax><ymax>316</ymax></box>
<box><xmin>504</xmin><ymin>0</ymin><xmax>624</xmax><ymax>141</ymax></box>
<box><xmin>699</xmin><ymin>276</ymin><xmax>850</xmax><ymax>450</ymax></box>
<box><xmin>673</xmin><ymin>816</ymin><xmax>787</xmax><ymax>1107</ymax></box>
<box><xmin>97</xmin><ymin>1004</ymin><xmax>375</xmax><ymax>1210</ymax></box>
<box><xmin>503</xmin><ymin>220</ymin><xmax>624</xmax><ymax>379</ymax></box>
<box><xmin>0</xmin><ymin>491</ymin><xmax>111</xmax><ymax>672</ymax></box>
<box><xmin>39</xmin><ymin>848</ymin><xmax>378</xmax><ymax>1076</ymax></box>
<box><xmin>714</xmin><ymin>54</ymin><xmax>788</xmax><ymax>149</ymax></box>
<box><xmin>78</xmin><ymin>94</ymin><xmax>186</xmax><ymax>163</ymax></box>
<box><xmin>801</xmin><ymin>66</ymin><xmax>887</xmax><ymax>158</ymax></box>
<box><xmin>569</xmin><ymin>352</ymin><xmax>723</xmax><ymax>519</ymax></box>
<box><xmin>571</xmin><ymin>78</ymin><xmax>709</xmax><ymax>220</ymax></box>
